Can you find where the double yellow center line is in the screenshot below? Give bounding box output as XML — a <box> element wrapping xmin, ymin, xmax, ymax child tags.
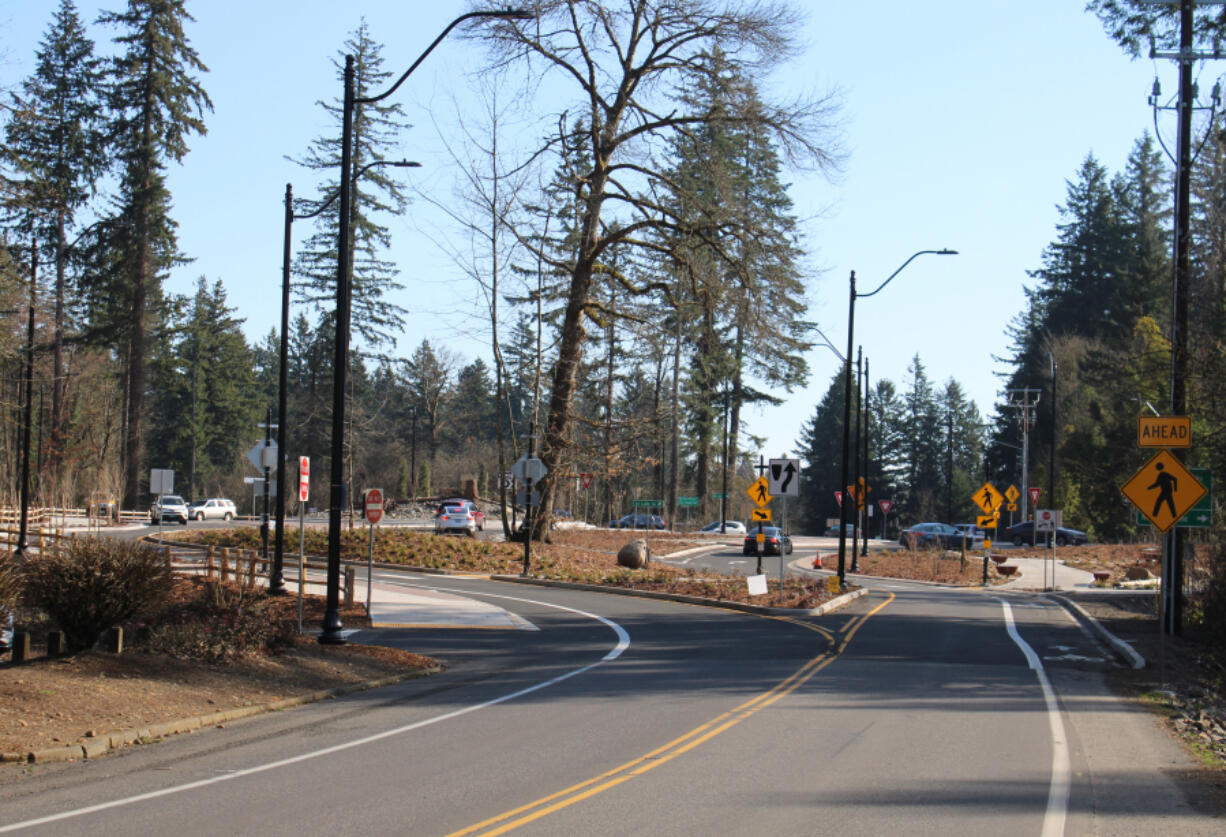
<box><xmin>448</xmin><ymin>592</ymin><xmax>894</xmax><ymax>837</ymax></box>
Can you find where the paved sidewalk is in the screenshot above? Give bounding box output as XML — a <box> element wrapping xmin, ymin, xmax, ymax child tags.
<box><xmin>300</xmin><ymin>570</ymin><xmax>537</xmax><ymax>631</ymax></box>
<box><xmin>995</xmin><ymin>553</ymin><xmax>1097</xmax><ymax>591</ymax></box>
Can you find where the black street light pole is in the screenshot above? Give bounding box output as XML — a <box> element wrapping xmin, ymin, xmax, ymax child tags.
<box><xmin>861</xmin><ymin>354</ymin><xmax>869</xmax><ymax>560</ymax></box>
<box><xmin>320</xmin><ymin>9</ymin><xmax>532</xmax><ymax>644</ymax></box>
<box><xmin>277</xmin><ymin>161</ymin><xmax>417</xmax><ymax>597</ymax></box>
<box><xmin>721</xmin><ymin>387</ymin><xmax>730</xmax><ymax>533</ymax></box>
<box><xmin>837</xmin><ymin>250</ymin><xmax>957</xmax><ymax>587</ymax></box>
<box><xmin>851</xmin><ymin>346</ymin><xmax>862</xmax><ymax>572</ymax></box>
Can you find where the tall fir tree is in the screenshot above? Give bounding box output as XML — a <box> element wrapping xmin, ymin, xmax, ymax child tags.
<box><xmin>292</xmin><ymin>20</ymin><xmax>410</xmax><ymax>351</ymax></box>
<box><xmin>92</xmin><ymin>0</ymin><xmax>211</xmax><ymax>507</ymax></box>
<box><xmin>2</xmin><ymin>0</ymin><xmax>108</xmax><ymax>489</ymax></box>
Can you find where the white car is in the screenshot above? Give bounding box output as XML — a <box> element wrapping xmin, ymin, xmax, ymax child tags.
<box><xmin>699</xmin><ymin>520</ymin><xmax>747</xmax><ymax>534</ymax></box>
<box><xmin>189</xmin><ymin>498</ymin><xmax>236</xmax><ymax>521</ymax></box>
<box><xmin>150</xmin><ymin>495</ymin><xmax>190</xmax><ymax>525</ymax></box>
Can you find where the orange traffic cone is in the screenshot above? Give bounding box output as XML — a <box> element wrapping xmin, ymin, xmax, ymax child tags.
<box><xmin>813</xmin><ymin>554</ymin><xmax>823</xmax><ymax>569</ymax></box>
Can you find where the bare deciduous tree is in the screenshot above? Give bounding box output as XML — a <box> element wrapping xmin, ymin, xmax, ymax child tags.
<box><xmin>470</xmin><ymin>0</ymin><xmax>841</xmax><ymax>537</ymax></box>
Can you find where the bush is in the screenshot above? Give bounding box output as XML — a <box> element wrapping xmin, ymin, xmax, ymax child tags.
<box><xmin>0</xmin><ymin>554</ymin><xmax>20</xmax><ymax>614</ymax></box>
<box><xmin>24</xmin><ymin>538</ymin><xmax>174</xmax><ymax>652</ymax></box>
<box><xmin>146</xmin><ymin>579</ymin><xmax>295</xmax><ymax>663</ymax></box>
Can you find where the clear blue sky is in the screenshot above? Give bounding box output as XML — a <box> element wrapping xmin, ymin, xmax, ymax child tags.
<box><xmin>0</xmin><ymin>1</ymin><xmax>1172</xmax><ymax>461</ymax></box>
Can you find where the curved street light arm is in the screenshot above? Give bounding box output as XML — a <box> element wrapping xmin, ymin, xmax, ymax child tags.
<box><xmin>358</xmin><ymin>9</ymin><xmax>534</xmax><ymax>106</ymax></box>
<box><xmin>294</xmin><ymin>159</ymin><xmax>420</xmax><ymax>221</ymax></box>
<box><xmin>858</xmin><ymin>249</ymin><xmax>959</xmax><ymax>299</ymax></box>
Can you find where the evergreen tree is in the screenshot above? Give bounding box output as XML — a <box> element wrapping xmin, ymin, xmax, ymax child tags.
<box><xmin>1</xmin><ymin>0</ymin><xmax>108</xmax><ymax>487</ymax></box>
<box><xmin>146</xmin><ymin>278</ymin><xmax>257</xmax><ymax>499</ymax></box>
<box><xmin>795</xmin><ymin>371</ymin><xmax>849</xmax><ymax>533</ymax></box>
<box><xmin>901</xmin><ymin>356</ymin><xmax>943</xmax><ymax>520</ymax></box>
<box><xmin>92</xmin><ymin>0</ymin><xmax>211</xmax><ymax>507</ymax></box>
<box><xmin>401</xmin><ymin>339</ymin><xmax>454</xmax><ymax>464</ymax></box>
<box><xmin>291</xmin><ymin>20</ymin><xmax>410</xmax><ymax>350</ymax></box>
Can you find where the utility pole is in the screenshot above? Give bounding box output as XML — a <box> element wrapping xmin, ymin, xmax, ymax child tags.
<box><xmin>1006</xmin><ymin>388</ymin><xmax>1041</xmax><ymax>530</ymax></box>
<box><xmin>1144</xmin><ymin>0</ymin><xmax>1225</xmax><ymax>634</ymax></box>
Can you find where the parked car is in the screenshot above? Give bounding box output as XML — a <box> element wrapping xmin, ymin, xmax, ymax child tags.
<box><xmin>188</xmin><ymin>497</ymin><xmax>236</xmax><ymax>521</ymax></box>
<box><xmin>1003</xmin><ymin>519</ymin><xmax>1088</xmax><ymax>547</ymax></box>
<box><xmin>899</xmin><ymin>522</ymin><xmax>963</xmax><ymax>549</ymax></box>
<box><xmin>742</xmin><ymin>527</ymin><xmax>793</xmax><ymax>556</ymax></box>
<box><xmin>699</xmin><ymin>520</ymin><xmax>747</xmax><ymax>534</ymax></box>
<box><xmin>824</xmin><ymin>523</ymin><xmax>857</xmax><ymax>537</ymax></box>
<box><xmin>435</xmin><ymin>499</ymin><xmax>484</xmax><ymax>534</ymax></box>
<box><xmin>953</xmin><ymin>523</ymin><xmax>984</xmax><ymax>544</ymax></box>
<box><xmin>608</xmin><ymin>514</ymin><xmax>665</xmax><ymax>530</ymax></box>
<box><xmin>150</xmin><ymin>495</ymin><xmax>190</xmax><ymax>525</ymax></box>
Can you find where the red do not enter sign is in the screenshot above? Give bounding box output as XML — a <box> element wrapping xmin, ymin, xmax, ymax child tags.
<box><xmin>364</xmin><ymin>488</ymin><xmax>384</xmax><ymax>524</ymax></box>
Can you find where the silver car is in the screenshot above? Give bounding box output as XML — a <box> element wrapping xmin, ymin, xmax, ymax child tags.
<box><xmin>435</xmin><ymin>501</ymin><xmax>480</xmax><ymax>535</ymax></box>
<box><xmin>189</xmin><ymin>498</ymin><xmax>236</xmax><ymax>521</ymax></box>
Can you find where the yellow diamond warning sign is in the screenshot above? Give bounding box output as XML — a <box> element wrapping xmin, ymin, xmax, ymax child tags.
<box><xmin>1121</xmin><ymin>450</ymin><xmax>1207</xmax><ymax>532</ymax></box>
<box><xmin>747</xmin><ymin>476</ymin><xmax>772</xmax><ymax>507</ymax></box>
<box><xmin>972</xmin><ymin>483</ymin><xmax>1004</xmax><ymax>516</ymax></box>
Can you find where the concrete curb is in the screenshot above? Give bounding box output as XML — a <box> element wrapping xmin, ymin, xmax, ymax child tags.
<box><xmin>3</xmin><ymin>665</ymin><xmax>442</xmax><ymax>765</ymax></box>
<box><xmin>1049</xmin><ymin>593</ymin><xmax>1147</xmax><ymax>670</ymax></box>
<box><xmin>488</xmin><ymin>573</ymin><xmax>868</xmax><ymax>617</ymax></box>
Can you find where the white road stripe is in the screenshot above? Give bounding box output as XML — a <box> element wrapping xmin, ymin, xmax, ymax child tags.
<box><xmin>1001</xmin><ymin>600</ymin><xmax>1070</xmax><ymax>837</ymax></box>
<box><xmin>0</xmin><ymin>593</ymin><xmax>630</xmax><ymax>835</ymax></box>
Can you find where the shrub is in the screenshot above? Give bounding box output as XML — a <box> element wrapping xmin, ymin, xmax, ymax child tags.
<box><xmin>0</xmin><ymin>554</ymin><xmax>21</xmax><ymax>615</ymax></box>
<box><xmin>24</xmin><ymin>538</ymin><xmax>173</xmax><ymax>652</ymax></box>
<box><xmin>146</xmin><ymin>580</ymin><xmax>296</xmax><ymax>662</ymax></box>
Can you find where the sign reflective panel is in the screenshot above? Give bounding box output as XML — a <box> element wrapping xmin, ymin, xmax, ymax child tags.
<box><xmin>1137</xmin><ymin>415</ymin><xmax>1192</xmax><ymax>448</ymax></box>
<box><xmin>747</xmin><ymin>476</ymin><xmax>772</xmax><ymax>507</ymax></box>
<box><xmin>972</xmin><ymin>483</ymin><xmax>1005</xmax><ymax>516</ymax></box>
<box><xmin>1121</xmin><ymin>450</ymin><xmax>1207</xmax><ymax>532</ymax></box>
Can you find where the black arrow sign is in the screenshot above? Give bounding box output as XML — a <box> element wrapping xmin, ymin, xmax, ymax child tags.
<box><xmin>780</xmin><ymin>462</ymin><xmax>796</xmax><ymax>494</ymax></box>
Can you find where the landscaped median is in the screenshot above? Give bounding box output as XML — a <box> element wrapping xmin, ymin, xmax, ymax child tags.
<box><xmin>168</xmin><ymin>527</ymin><xmax>856</xmax><ymax>610</ymax></box>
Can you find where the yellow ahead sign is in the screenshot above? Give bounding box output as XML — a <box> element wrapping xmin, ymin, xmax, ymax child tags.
<box><xmin>1121</xmin><ymin>450</ymin><xmax>1207</xmax><ymax>532</ymax></box>
<box><xmin>1138</xmin><ymin>415</ymin><xmax>1191</xmax><ymax>448</ymax></box>
<box><xmin>747</xmin><ymin>476</ymin><xmax>772</xmax><ymax>507</ymax></box>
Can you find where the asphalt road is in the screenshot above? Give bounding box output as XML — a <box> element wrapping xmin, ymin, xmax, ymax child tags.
<box><xmin>2</xmin><ymin>563</ymin><xmax>1219</xmax><ymax>836</ymax></box>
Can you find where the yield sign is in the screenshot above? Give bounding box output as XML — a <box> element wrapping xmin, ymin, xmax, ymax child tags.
<box><xmin>973</xmin><ymin>482</ymin><xmax>1004</xmax><ymax>515</ymax></box>
<box><xmin>834</xmin><ymin>490</ymin><xmax>843</xmax><ymax>507</ymax></box>
<box><xmin>877</xmin><ymin>499</ymin><xmax>893</xmax><ymax>515</ymax></box>
<box><xmin>1121</xmin><ymin>450</ymin><xmax>1207</xmax><ymax>532</ymax></box>
<box><xmin>247</xmin><ymin>439</ymin><xmax>277</xmax><ymax>472</ymax></box>
<box><xmin>511</xmin><ymin>454</ymin><xmax>548</xmax><ymax>483</ymax></box>
<box><xmin>1028</xmin><ymin>487</ymin><xmax>1041</xmax><ymax>506</ymax></box>
<box><xmin>580</xmin><ymin>472</ymin><xmax>593</xmax><ymax>489</ymax></box>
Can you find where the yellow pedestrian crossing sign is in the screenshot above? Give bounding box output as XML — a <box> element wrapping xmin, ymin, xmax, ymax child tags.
<box><xmin>747</xmin><ymin>476</ymin><xmax>772</xmax><ymax>507</ymax></box>
<box><xmin>1005</xmin><ymin>485</ymin><xmax>1020</xmax><ymax>503</ymax></box>
<box><xmin>1121</xmin><ymin>450</ymin><xmax>1207</xmax><ymax>533</ymax></box>
<box><xmin>973</xmin><ymin>483</ymin><xmax>1004</xmax><ymax>516</ymax></box>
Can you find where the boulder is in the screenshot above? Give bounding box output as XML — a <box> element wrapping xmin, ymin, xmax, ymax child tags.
<box><xmin>617</xmin><ymin>539</ymin><xmax>650</xmax><ymax>569</ymax></box>
<box><xmin>1125</xmin><ymin>565</ymin><xmax>1154</xmax><ymax>581</ymax></box>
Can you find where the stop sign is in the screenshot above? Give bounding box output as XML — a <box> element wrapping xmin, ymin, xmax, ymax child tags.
<box><xmin>364</xmin><ymin>487</ymin><xmax>384</xmax><ymax>524</ymax></box>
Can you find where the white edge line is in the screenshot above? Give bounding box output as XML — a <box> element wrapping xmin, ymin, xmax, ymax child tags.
<box><xmin>0</xmin><ymin>594</ymin><xmax>630</xmax><ymax>835</ymax></box>
<box><xmin>1001</xmin><ymin>600</ymin><xmax>1070</xmax><ymax>837</ymax></box>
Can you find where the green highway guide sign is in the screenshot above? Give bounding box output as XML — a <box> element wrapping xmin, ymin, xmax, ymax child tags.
<box><xmin>632</xmin><ymin>499</ymin><xmax>662</xmax><ymax>508</ymax></box>
<box><xmin>678</xmin><ymin>496</ymin><xmax>699</xmax><ymax>507</ymax></box>
<box><xmin>1136</xmin><ymin>467</ymin><xmax>1212</xmax><ymax>528</ymax></box>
